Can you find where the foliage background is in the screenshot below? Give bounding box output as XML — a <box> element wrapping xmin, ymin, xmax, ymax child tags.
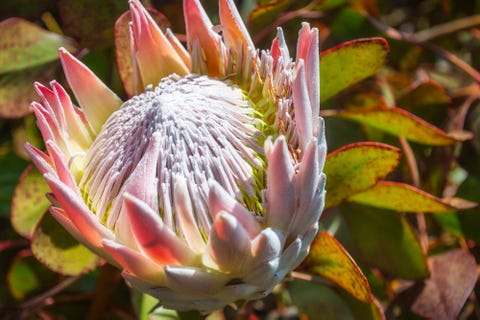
<box><xmin>1</xmin><ymin>0</ymin><xmax>480</xmax><ymax>319</ymax></box>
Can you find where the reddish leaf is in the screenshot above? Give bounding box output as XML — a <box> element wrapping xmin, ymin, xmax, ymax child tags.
<box><xmin>320</xmin><ymin>38</ymin><xmax>389</xmax><ymax>102</ymax></box>
<box><xmin>406</xmin><ymin>250</ymin><xmax>477</xmax><ymax>319</ymax></box>
<box><xmin>397</xmin><ymin>81</ymin><xmax>451</xmax><ymax>108</ymax></box>
<box><xmin>333</xmin><ymin>105</ymin><xmax>469</xmax><ymax>145</ymax></box>
<box><xmin>348</xmin><ymin>181</ymin><xmax>476</xmax><ymax>212</ymax></box>
<box><xmin>304</xmin><ymin>231</ymin><xmax>372</xmax><ymax>303</ymax></box>
<box><xmin>324</xmin><ymin>142</ymin><xmax>401</xmax><ymax>208</ymax></box>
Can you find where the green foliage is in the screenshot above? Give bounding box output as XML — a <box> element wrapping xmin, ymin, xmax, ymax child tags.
<box><xmin>1</xmin><ymin>0</ymin><xmax>480</xmax><ymax>319</ymax></box>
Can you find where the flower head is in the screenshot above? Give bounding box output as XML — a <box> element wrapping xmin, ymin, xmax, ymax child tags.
<box><xmin>27</xmin><ymin>0</ymin><xmax>326</xmax><ymax>313</ymax></box>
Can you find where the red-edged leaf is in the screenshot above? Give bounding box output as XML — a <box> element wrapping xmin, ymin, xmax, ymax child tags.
<box><xmin>304</xmin><ymin>231</ymin><xmax>372</xmax><ymax>303</ymax></box>
<box><xmin>332</xmin><ymin>105</ymin><xmax>470</xmax><ymax>145</ymax></box>
<box><xmin>348</xmin><ymin>181</ymin><xmax>476</xmax><ymax>212</ymax></box>
<box><xmin>31</xmin><ymin>214</ymin><xmax>99</xmax><ymax>276</ymax></box>
<box><xmin>11</xmin><ymin>165</ymin><xmax>50</xmax><ymax>239</ymax></box>
<box><xmin>324</xmin><ymin>142</ymin><xmax>401</xmax><ymax>208</ymax></box>
<box><xmin>398</xmin><ymin>81</ymin><xmax>451</xmax><ymax>108</ymax></box>
<box><xmin>114</xmin><ymin>8</ymin><xmax>170</xmax><ymax>97</ymax></box>
<box><xmin>320</xmin><ymin>38</ymin><xmax>389</xmax><ymax>102</ymax></box>
<box><xmin>0</xmin><ymin>18</ymin><xmax>75</xmax><ymax>73</ymax></box>
<box><xmin>404</xmin><ymin>249</ymin><xmax>477</xmax><ymax>319</ymax></box>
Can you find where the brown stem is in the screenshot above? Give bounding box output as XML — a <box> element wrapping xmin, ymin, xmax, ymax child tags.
<box><xmin>414</xmin><ymin>14</ymin><xmax>480</xmax><ymax>42</ymax></box>
<box><xmin>367</xmin><ymin>14</ymin><xmax>480</xmax><ymax>83</ymax></box>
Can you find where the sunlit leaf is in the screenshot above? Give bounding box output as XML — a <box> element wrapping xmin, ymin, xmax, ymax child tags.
<box><xmin>31</xmin><ymin>214</ymin><xmax>99</xmax><ymax>276</ymax></box>
<box><xmin>332</xmin><ymin>106</ymin><xmax>470</xmax><ymax>145</ymax></box>
<box><xmin>0</xmin><ymin>18</ymin><xmax>75</xmax><ymax>74</ymax></box>
<box><xmin>324</xmin><ymin>142</ymin><xmax>401</xmax><ymax>208</ymax></box>
<box><xmin>7</xmin><ymin>252</ymin><xmax>57</xmax><ymax>300</ymax></box>
<box><xmin>341</xmin><ymin>203</ymin><xmax>429</xmax><ymax>279</ymax></box>
<box><xmin>114</xmin><ymin>8</ymin><xmax>170</xmax><ymax>97</ymax></box>
<box><xmin>404</xmin><ymin>250</ymin><xmax>477</xmax><ymax>319</ymax></box>
<box><xmin>11</xmin><ymin>165</ymin><xmax>50</xmax><ymax>239</ymax></box>
<box><xmin>320</xmin><ymin>38</ymin><xmax>389</xmax><ymax>102</ymax></box>
<box><xmin>304</xmin><ymin>231</ymin><xmax>371</xmax><ymax>303</ymax></box>
<box><xmin>348</xmin><ymin>181</ymin><xmax>475</xmax><ymax>212</ymax></box>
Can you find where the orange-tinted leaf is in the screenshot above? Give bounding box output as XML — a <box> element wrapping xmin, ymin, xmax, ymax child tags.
<box><xmin>114</xmin><ymin>8</ymin><xmax>170</xmax><ymax>97</ymax></box>
<box><xmin>11</xmin><ymin>165</ymin><xmax>50</xmax><ymax>239</ymax></box>
<box><xmin>405</xmin><ymin>250</ymin><xmax>477</xmax><ymax>319</ymax></box>
<box><xmin>334</xmin><ymin>106</ymin><xmax>468</xmax><ymax>145</ymax></box>
<box><xmin>0</xmin><ymin>18</ymin><xmax>75</xmax><ymax>73</ymax></box>
<box><xmin>348</xmin><ymin>181</ymin><xmax>475</xmax><ymax>212</ymax></box>
<box><xmin>248</xmin><ymin>0</ymin><xmax>295</xmax><ymax>32</ymax></box>
<box><xmin>320</xmin><ymin>38</ymin><xmax>389</xmax><ymax>102</ymax></box>
<box><xmin>304</xmin><ymin>231</ymin><xmax>371</xmax><ymax>303</ymax></box>
<box><xmin>31</xmin><ymin>214</ymin><xmax>99</xmax><ymax>276</ymax></box>
<box><xmin>324</xmin><ymin>142</ymin><xmax>401</xmax><ymax>208</ymax></box>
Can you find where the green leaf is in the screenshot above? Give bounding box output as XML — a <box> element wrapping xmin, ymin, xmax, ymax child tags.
<box><xmin>333</xmin><ymin>106</ymin><xmax>470</xmax><ymax>145</ymax></box>
<box><xmin>304</xmin><ymin>231</ymin><xmax>371</xmax><ymax>303</ymax></box>
<box><xmin>324</xmin><ymin>142</ymin><xmax>401</xmax><ymax>208</ymax></box>
<box><xmin>7</xmin><ymin>253</ymin><xmax>57</xmax><ymax>300</ymax></box>
<box><xmin>397</xmin><ymin>81</ymin><xmax>450</xmax><ymax>109</ymax></box>
<box><xmin>287</xmin><ymin>280</ymin><xmax>355</xmax><ymax>320</ymax></box>
<box><xmin>341</xmin><ymin>203</ymin><xmax>429</xmax><ymax>279</ymax></box>
<box><xmin>320</xmin><ymin>38</ymin><xmax>389</xmax><ymax>102</ymax></box>
<box><xmin>0</xmin><ymin>152</ymin><xmax>29</xmax><ymax>217</ymax></box>
<box><xmin>0</xmin><ymin>18</ymin><xmax>75</xmax><ymax>74</ymax></box>
<box><xmin>11</xmin><ymin>165</ymin><xmax>50</xmax><ymax>239</ymax></box>
<box><xmin>348</xmin><ymin>181</ymin><xmax>473</xmax><ymax>213</ymax></box>
<box><xmin>58</xmin><ymin>0</ymin><xmax>128</xmax><ymax>49</ymax></box>
<box><xmin>0</xmin><ymin>62</ymin><xmax>58</xmax><ymax>118</ymax></box>
<box><xmin>31</xmin><ymin>214</ymin><xmax>99</xmax><ymax>276</ymax></box>
<box><xmin>403</xmin><ymin>250</ymin><xmax>477</xmax><ymax>319</ymax></box>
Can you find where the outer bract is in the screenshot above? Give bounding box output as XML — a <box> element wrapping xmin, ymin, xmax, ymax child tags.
<box><xmin>27</xmin><ymin>0</ymin><xmax>326</xmax><ymax>313</ymax></box>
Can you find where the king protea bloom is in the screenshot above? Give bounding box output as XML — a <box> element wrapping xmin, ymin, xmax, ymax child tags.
<box><xmin>26</xmin><ymin>0</ymin><xmax>326</xmax><ymax>313</ymax></box>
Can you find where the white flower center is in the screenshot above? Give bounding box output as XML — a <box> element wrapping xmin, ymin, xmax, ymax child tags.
<box><xmin>79</xmin><ymin>74</ymin><xmax>265</xmax><ymax>231</ymax></box>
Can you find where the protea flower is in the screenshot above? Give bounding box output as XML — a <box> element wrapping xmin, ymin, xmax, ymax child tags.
<box><xmin>26</xmin><ymin>0</ymin><xmax>326</xmax><ymax>313</ymax></box>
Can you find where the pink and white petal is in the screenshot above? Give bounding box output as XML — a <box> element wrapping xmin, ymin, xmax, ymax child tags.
<box><xmin>50</xmin><ymin>81</ymin><xmax>93</xmax><ymax>149</ymax></box>
<box><xmin>276</xmin><ymin>238</ymin><xmax>302</xmax><ymax>280</ymax></box>
<box><xmin>102</xmin><ymin>239</ymin><xmax>165</xmax><ymax>285</ymax></box>
<box><xmin>31</xmin><ymin>102</ymin><xmax>65</xmax><ymax>151</ymax></box>
<box><xmin>251</xmin><ymin>228</ymin><xmax>282</xmax><ymax>262</ymax></box>
<box><xmin>130</xmin><ymin>0</ymin><xmax>189</xmax><ymax>87</ymax></box>
<box><xmin>50</xmin><ymin>206</ymin><xmax>110</xmax><ymax>265</ymax></box>
<box><xmin>296</xmin><ymin>23</ymin><xmax>319</xmax><ymax>132</ymax></box>
<box><xmin>243</xmin><ymin>258</ymin><xmax>279</xmax><ymax>288</ymax></box>
<box><xmin>203</xmin><ymin>212</ymin><xmax>252</xmax><ymax>274</ymax></box>
<box><xmin>123</xmin><ymin>193</ymin><xmax>195</xmax><ymax>266</ymax></box>
<box><xmin>207</xmin><ymin>180</ymin><xmax>261</xmax><ymax>238</ymax></box>
<box><xmin>296</xmin><ymin>138</ymin><xmax>319</xmax><ymax>212</ymax></box>
<box><xmin>165</xmin><ymin>265</ymin><xmax>229</xmax><ymax>296</ymax></box>
<box><xmin>184</xmin><ymin>0</ymin><xmax>224</xmax><ymax>76</ymax></box>
<box><xmin>59</xmin><ymin>48</ymin><xmax>122</xmax><ymax>134</ymax></box>
<box><xmin>173</xmin><ymin>176</ymin><xmax>205</xmax><ymax>253</ymax></box>
<box><xmin>292</xmin><ymin>61</ymin><xmax>313</xmax><ymax>152</ymax></box>
<box><xmin>45</xmin><ymin>141</ymin><xmax>79</xmax><ymax>192</ymax></box>
<box><xmin>25</xmin><ymin>143</ymin><xmax>55</xmax><ymax>176</ymax></box>
<box><xmin>265</xmin><ymin>136</ymin><xmax>296</xmax><ymax>231</ymax></box>
<box><xmin>218</xmin><ymin>0</ymin><xmax>254</xmax><ymax>51</ymax></box>
<box><xmin>43</xmin><ymin>173</ymin><xmax>115</xmax><ymax>247</ymax></box>
<box><xmin>271</xmin><ymin>28</ymin><xmax>290</xmax><ymax>68</ymax></box>
<box><xmin>34</xmin><ymin>82</ymin><xmax>65</xmax><ymax>130</ymax></box>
